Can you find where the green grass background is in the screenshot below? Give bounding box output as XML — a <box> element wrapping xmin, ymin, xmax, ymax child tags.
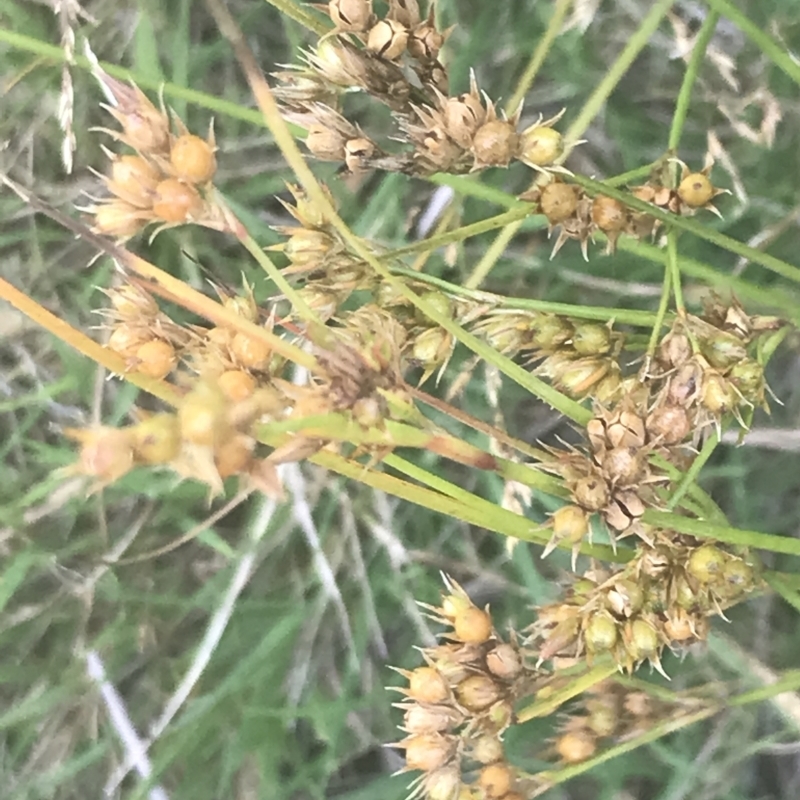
<box><xmin>2</xmin><ymin>0</ymin><xmax>800</xmax><ymax>798</ymax></box>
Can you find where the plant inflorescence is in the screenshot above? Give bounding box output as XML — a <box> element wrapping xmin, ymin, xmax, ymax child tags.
<box><xmin>3</xmin><ymin>1</ymin><xmax>800</xmax><ymax>798</ymax></box>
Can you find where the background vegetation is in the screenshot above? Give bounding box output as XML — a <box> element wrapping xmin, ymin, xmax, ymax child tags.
<box><xmin>1</xmin><ymin>0</ymin><xmax>800</xmax><ymax>798</ymax></box>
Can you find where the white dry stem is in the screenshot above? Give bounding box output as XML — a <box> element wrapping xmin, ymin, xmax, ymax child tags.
<box><xmin>104</xmin><ymin>493</ymin><xmax>280</xmax><ymax>796</ymax></box>
<box><xmin>85</xmin><ymin>651</ymin><xmax>170</xmax><ymax>800</ymax></box>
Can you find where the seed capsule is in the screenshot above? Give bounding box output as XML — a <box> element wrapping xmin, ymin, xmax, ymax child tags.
<box><xmin>419</xmin><ymin>290</ymin><xmax>454</xmax><ymax>320</ymax></box>
<box><xmin>231</xmin><ymin>332</ymin><xmax>271</xmax><ymax>370</ymax></box>
<box><xmin>107</xmin><ymin>324</ymin><xmax>150</xmax><ymax>358</ymax></box>
<box><xmin>408</xmin><ymin>666</ymin><xmax>449</xmax><ymax>704</ymax></box>
<box><xmin>134</xmin><ymin>339</ymin><xmax>176</xmax><ymax>379</ymax></box>
<box><xmin>551</xmin><ymin>505</ymin><xmax>589</xmax><ymax>544</ymax></box>
<box><xmin>425</xmin><ymin>767</ymin><xmax>461</xmax><ymax>800</ymax></box>
<box><xmin>408</xmin><ymin>22</ymin><xmax>445</xmax><ymax>60</ymax></box>
<box><xmin>444</xmin><ymin>94</ymin><xmax>485</xmax><ymax>149</ymax></box>
<box><xmin>284</xmin><ymin>229</ymin><xmax>335</xmax><ymax>266</ymax></box>
<box><xmin>215</xmin><ymin>433</ymin><xmax>254</xmax><ymax>477</ymax></box>
<box><xmin>571</xmin><ymin>323</ymin><xmax>612</xmax><ymax>356</ymax></box>
<box><xmin>305</xmin><ymin>125</ymin><xmax>347</xmax><ymax>161</ymax></box>
<box><xmin>403</xmin><ymin>704</ymin><xmax>458</xmax><ymax>734</ymax></box>
<box><xmin>646</xmin><ymin>404</ymin><xmax>691</xmax><ymax>445</ymax></box>
<box><xmin>572</xmin><ymin>475</ymin><xmax>610</xmax><ymax>511</ymax></box>
<box><xmin>539</xmin><ymin>182</ymin><xmax>579</xmax><ymax>223</ymax></box>
<box><xmin>584</xmin><ymin>611</ymin><xmax>619</xmax><ymax>654</ymax></box>
<box><xmin>519</xmin><ymin>124</ymin><xmax>563</xmax><ymax>167</ymax></box>
<box><xmin>678</xmin><ymin>172</ymin><xmax>715</xmax><ymax>207</ymax></box>
<box><xmin>701</xmin><ymin>333</ymin><xmax>747</xmax><ymax>370</ymax></box>
<box><xmin>366</xmin><ymin>19</ymin><xmax>408</xmax><ymax>61</ymax></box>
<box><xmin>411</xmin><ymin>327</ymin><xmax>453</xmax><ymax>368</ymax></box>
<box><xmin>453</xmin><ymin>606</ymin><xmax>493</xmax><ymax>644</ymax></box>
<box><xmin>478</xmin><ymin>762</ymin><xmax>513</xmax><ymax>798</ymax></box>
<box><xmin>152</xmin><ymin>178</ymin><xmax>203</xmax><ymax>223</ymax></box>
<box><xmin>605</xmin><ymin>579</ymin><xmax>644</xmax><ymax>619</ymax></box>
<box><xmin>470</xmin><ymin>735</ymin><xmax>504</xmax><ymax>764</ymax></box>
<box><xmin>701</xmin><ymin>374</ymin><xmax>735</xmax><ymax>415</ymax></box>
<box><xmin>109</xmin><ymin>155</ymin><xmax>160</xmax><ymax>206</ymax></box>
<box><xmin>455</xmin><ymin>674</ymin><xmax>503</xmax><ymax>712</ymax></box>
<box><xmin>403</xmin><ymin>733</ymin><xmax>457</xmax><ymax>773</ymax></box>
<box><xmin>601</xmin><ymin>445</ymin><xmax>646</xmax><ymax>485</ymax></box>
<box><xmin>329</xmin><ymin>0</ymin><xmax>373</xmax><ymax>32</ymax></box>
<box><xmin>132</xmin><ymin>413</ymin><xmax>181</xmax><ymax>464</ymax></box>
<box><xmin>344</xmin><ymin>137</ymin><xmax>376</xmax><ymax>172</ymax></box>
<box><xmin>471</xmin><ymin>120</ymin><xmax>519</xmax><ymax>168</ymax></box>
<box><xmin>486</xmin><ymin>643</ymin><xmax>522</xmax><ymax>680</ymax></box>
<box><xmin>721</xmin><ymin>558</ymin><xmax>754</xmax><ymax>593</ymax></box>
<box><xmin>591</xmin><ymin>195</ymin><xmax>627</xmax><ymax>232</ymax></box>
<box><xmin>217</xmin><ymin>369</ymin><xmax>257</xmax><ymax>402</ymax></box>
<box><xmin>170</xmin><ymin>134</ymin><xmax>216</xmax><ymax>184</ymax></box>
<box><xmin>555</xmin><ymin>730</ymin><xmax>596</xmax><ymax>763</ymax></box>
<box><xmin>625</xmin><ymin>619</ymin><xmax>660</xmax><ymax>661</ymax></box>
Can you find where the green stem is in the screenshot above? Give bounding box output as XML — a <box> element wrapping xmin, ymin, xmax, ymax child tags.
<box><xmin>505</xmin><ymin>0</ymin><xmax>573</xmax><ymax>115</ymax></box>
<box><xmin>563</xmin><ymin>0</ymin><xmax>675</xmax><ymax>147</ymax></box>
<box><xmin>666</xmin><ymin>230</ymin><xmax>686</xmax><ymax>316</ymax></box>
<box><xmin>642</xmin><ymin>510</ymin><xmax>800</xmax><ymax>556</ymax></box>
<box><xmin>646</xmin><ymin>261</ymin><xmax>673</xmax><ymax>358</ymax></box>
<box><xmin>264</xmin><ymin>0</ymin><xmax>329</xmax><ymax>36</ymax></box>
<box><xmin>668</xmin><ymin>10</ymin><xmax>720</xmax><ymax>151</ymax></box>
<box><xmin>389</xmin><ymin>268</ymin><xmax>661</xmax><ymax>326</ymax></box>
<box><xmin>464</xmin><ymin>219</ymin><xmax>524</xmax><ymax>289</ymax></box>
<box><xmin>667</xmin><ymin>432</ymin><xmax>718</xmax><ymax>511</ymax></box>
<box><xmin>704</xmin><ymin>0</ymin><xmax>800</xmax><ymax>87</ymax></box>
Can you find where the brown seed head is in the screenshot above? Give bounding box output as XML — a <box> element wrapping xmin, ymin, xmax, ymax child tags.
<box><xmin>152</xmin><ymin>178</ymin><xmax>203</xmax><ymax>223</ymax></box>
<box><xmin>408</xmin><ymin>666</ymin><xmax>450</xmax><ymax>704</ymax></box>
<box><xmin>231</xmin><ymin>332</ymin><xmax>272</xmax><ymax>370</ymax></box>
<box><xmin>485</xmin><ymin>643</ymin><xmax>523</xmax><ymax>680</ymax></box>
<box><xmin>344</xmin><ymin>137</ymin><xmax>377</xmax><ymax>172</ymax></box>
<box><xmin>170</xmin><ymin>133</ymin><xmax>216</xmax><ymax>184</ymax></box>
<box><xmin>108</xmin><ymin>155</ymin><xmax>160</xmax><ymax>207</ymax></box>
<box><xmin>67</xmin><ymin>426</ymin><xmax>136</xmax><ymax>485</ymax></box>
<box><xmin>453</xmin><ymin>606</ymin><xmax>493</xmax><ymax>644</ymax></box>
<box><xmin>443</xmin><ymin>93</ymin><xmax>486</xmax><ymax>148</ymax></box>
<box><xmin>601</xmin><ymin>445</ymin><xmax>646</xmax><ymax>486</ymax></box>
<box><xmin>591</xmin><ymin>195</ymin><xmax>627</xmax><ymax>232</ymax></box>
<box><xmin>471</xmin><ymin>120</ymin><xmax>520</xmax><ymax>168</ymax></box>
<box><xmin>455</xmin><ymin>674</ymin><xmax>503</xmax><ymax>712</ymax></box>
<box><xmin>540</xmin><ymin>182</ymin><xmax>580</xmax><ymax>224</ymax></box>
<box><xmin>408</xmin><ymin>22</ymin><xmax>445</xmax><ymax>61</ymax></box>
<box><xmin>329</xmin><ymin>0</ymin><xmax>373</xmax><ymax>31</ymax></box>
<box><xmin>215</xmin><ymin>433</ymin><xmax>255</xmax><ymax>478</ymax></box>
<box><xmin>134</xmin><ymin>339</ymin><xmax>176</xmax><ymax>379</ymax></box>
<box><xmin>678</xmin><ymin>172</ymin><xmax>715</xmax><ymax>208</ymax></box>
<box><xmin>470</xmin><ymin>735</ymin><xmax>504</xmax><ymax>764</ymax></box>
<box><xmin>367</xmin><ymin>19</ymin><xmax>409</xmax><ymax>61</ymax></box>
<box><xmin>403</xmin><ymin>733</ymin><xmax>457</xmax><ymax>773</ymax></box>
<box><xmin>572</xmin><ymin>475</ymin><xmax>610</xmax><ymax>512</ymax></box>
<box><xmin>552</xmin><ymin>504</ymin><xmax>589</xmax><ymax>544</ymax></box>
<box><xmin>218</xmin><ymin>369</ymin><xmax>257</xmax><ymax>402</ymax></box>
<box><xmin>93</xmin><ymin>201</ymin><xmax>148</xmax><ymax>239</ymax></box>
<box><xmin>107</xmin><ymin>324</ymin><xmax>151</xmax><ymax>358</ymax></box>
<box><xmin>646</xmin><ymin>404</ymin><xmax>692</xmax><ymax>445</ymax></box>
<box><xmin>403</xmin><ymin>704</ymin><xmax>459</xmax><ymax>734</ymax></box>
<box><xmin>478</xmin><ymin>762</ymin><xmax>514</xmax><ymax>798</ymax></box>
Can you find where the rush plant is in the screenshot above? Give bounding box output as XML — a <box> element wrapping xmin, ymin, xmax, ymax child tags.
<box><xmin>2</xmin><ymin>1</ymin><xmax>800</xmax><ymax>799</ymax></box>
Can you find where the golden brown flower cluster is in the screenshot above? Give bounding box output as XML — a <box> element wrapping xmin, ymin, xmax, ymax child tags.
<box><xmin>391</xmin><ymin>577</ymin><xmax>542</xmax><ymax>800</ymax></box>
<box><xmin>524</xmin><ymin>159</ymin><xmax>728</xmax><ymax>259</ymax></box>
<box><xmin>273</xmin><ymin>1</ymin><xmax>565</xmax><ymax>177</ymax></box>
<box><xmin>89</xmin><ymin>74</ymin><xmax>225</xmax><ymax>239</ymax></box>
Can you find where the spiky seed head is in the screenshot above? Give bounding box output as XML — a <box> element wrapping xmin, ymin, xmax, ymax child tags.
<box><xmin>104</xmin><ymin>81</ymin><xmax>170</xmax><ymax>153</ymax></box>
<box><xmin>344</xmin><ymin>136</ymin><xmax>377</xmax><ymax>172</ymax></box>
<box><xmin>658</xmin><ymin>329</ymin><xmax>692</xmax><ymax>369</ymax></box>
<box><xmin>605</xmin><ymin>579</ymin><xmax>645</xmax><ymax>618</ymax></box>
<box><xmin>411</xmin><ymin>327</ymin><xmax>453</xmax><ymax>368</ymax></box>
<box><xmin>387</xmin><ymin>0</ymin><xmax>422</xmax><ymax>28</ymax></box>
<box><xmin>478</xmin><ymin>762</ymin><xmax>514</xmax><ymax>798</ymax></box>
<box><xmin>444</xmin><ymin>94</ymin><xmax>486</xmax><ymax>148</ymax></box>
<box><xmin>453</xmin><ymin>606</ymin><xmax>493</xmax><ymax>644</ymax></box>
<box><xmin>687</xmin><ymin>544</ymin><xmax>726</xmax><ymax>584</ymax></box>
<box><xmin>131</xmin><ymin>413</ymin><xmax>181</xmax><ymax>464</ymax></box>
<box><xmin>539</xmin><ymin>182</ymin><xmax>580</xmax><ymax>223</ymax></box>
<box><xmin>601</xmin><ymin>445</ymin><xmax>646</xmax><ymax>486</ymax></box>
<box><xmin>215</xmin><ymin>433</ymin><xmax>255</xmax><ymax>478</ymax></box>
<box><xmin>107</xmin><ymin>324</ymin><xmax>151</xmax><ymax>358</ymax></box>
<box><xmin>134</xmin><ymin>339</ymin><xmax>176</xmax><ymax>379</ymax></box>
<box><xmin>519</xmin><ymin>125</ymin><xmax>563</xmax><ymax>167</ymax></box>
<box><xmin>485</xmin><ymin>643</ymin><xmax>522</xmax><ymax>680</ymax></box>
<box><xmin>701</xmin><ymin>332</ymin><xmax>748</xmax><ymax>370</ymax></box>
<box><xmin>93</xmin><ymin>201</ymin><xmax>148</xmax><ymax>239</ymax></box>
<box><xmin>403</xmin><ymin>733</ymin><xmax>457</xmax><ymax>773</ymax></box>
<box><xmin>591</xmin><ymin>195</ymin><xmax>627</xmax><ymax>232</ymax></box>
<box><xmin>231</xmin><ymin>332</ymin><xmax>271</xmax><ymax>370</ymax></box>
<box><xmin>646</xmin><ymin>404</ymin><xmax>691</xmax><ymax>445</ymax></box>
<box><xmin>571</xmin><ymin>323</ymin><xmax>612</xmax><ymax>356</ymax></box>
<box><xmin>178</xmin><ymin>380</ymin><xmax>230</xmax><ymax>447</ymax></box>
<box><xmin>728</xmin><ymin>359</ymin><xmax>765</xmax><ymax>404</ymax></box>
<box><xmin>471</xmin><ymin>120</ymin><xmax>520</xmax><ymax>168</ymax></box>
<box><xmin>572</xmin><ymin>475</ymin><xmax>610</xmax><ymax>512</ymax></box>
<box><xmin>408</xmin><ymin>22</ymin><xmax>446</xmax><ymax>61</ymax></box>
<box><xmin>531</xmin><ymin>315</ymin><xmax>572</xmax><ymax>350</ymax></box>
<box><xmin>552</xmin><ymin>504</ymin><xmax>589</xmax><ymax>544</ymax></box>
<box><xmin>170</xmin><ymin>133</ymin><xmax>217</xmax><ymax>184</ymax></box>
<box><xmin>305</xmin><ymin>125</ymin><xmax>348</xmax><ymax>160</ymax></box>
<box><xmin>584</xmin><ymin>611</ymin><xmax>619</xmax><ymax>654</ymax></box>
<box><xmin>284</xmin><ymin>229</ymin><xmax>336</xmax><ymax>266</ymax></box>
<box><xmin>329</xmin><ymin>0</ymin><xmax>373</xmax><ymax>32</ymax></box>
<box><xmin>454</xmin><ymin>674</ymin><xmax>502</xmax><ymax>712</ymax></box>
<box><xmin>555</xmin><ymin>730</ymin><xmax>596</xmax><ymax>763</ymax></box>
<box><xmin>218</xmin><ymin>369</ymin><xmax>257</xmax><ymax>402</ymax></box>
<box><xmin>108</xmin><ymin>284</ymin><xmax>160</xmax><ymax>319</ymax></box>
<box><xmin>408</xmin><ymin>666</ymin><xmax>450</xmax><ymax>704</ymax></box>
<box><xmin>470</xmin><ymin>735</ymin><xmax>504</xmax><ymax>765</ymax></box>
<box><xmin>403</xmin><ymin>704</ymin><xmax>459</xmax><ymax>734</ymax></box>
<box><xmin>425</xmin><ymin>766</ymin><xmax>462</xmax><ymax>800</ymax></box>
<box><xmin>152</xmin><ymin>178</ymin><xmax>203</xmax><ymax>223</ymax></box>
<box><xmin>625</xmin><ymin>619</ymin><xmax>661</xmax><ymax>664</ymax></box>
<box><xmin>678</xmin><ymin>172</ymin><xmax>715</xmax><ymax>207</ymax></box>
<box><xmin>700</xmin><ymin>373</ymin><xmax>735</xmax><ymax>415</ymax></box>
<box><xmin>367</xmin><ymin>19</ymin><xmax>409</xmax><ymax>61</ymax></box>
<box><xmin>663</xmin><ymin>609</ymin><xmax>697</xmax><ymax>642</ymax></box>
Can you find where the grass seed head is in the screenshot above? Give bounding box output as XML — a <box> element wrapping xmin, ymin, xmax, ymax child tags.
<box><xmin>170</xmin><ymin>133</ymin><xmax>217</xmax><ymax>184</ymax></box>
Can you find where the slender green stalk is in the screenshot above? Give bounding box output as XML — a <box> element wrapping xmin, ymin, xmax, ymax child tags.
<box><xmin>704</xmin><ymin>0</ymin><xmax>800</xmax><ymax>87</ymax></box>
<box><xmin>389</xmin><ymin>268</ymin><xmax>661</xmax><ymax>326</ymax></box>
<box><xmin>464</xmin><ymin>219</ymin><xmax>524</xmax><ymax>289</ymax></box>
<box><xmin>765</xmin><ymin>573</ymin><xmax>800</xmax><ymax>614</ymax></box>
<box><xmin>642</xmin><ymin>510</ymin><xmax>800</xmax><ymax>556</ymax></box>
<box><xmin>563</xmin><ymin>0</ymin><xmax>675</xmax><ymax>147</ymax></box>
<box><xmin>668</xmin><ymin>10</ymin><xmax>720</xmax><ymax>151</ymax></box>
<box><xmin>646</xmin><ymin>262</ymin><xmax>673</xmax><ymax>358</ymax></box>
<box><xmin>667</xmin><ymin>432</ymin><xmax>718</xmax><ymax>510</ymax></box>
<box><xmin>666</xmin><ymin>230</ymin><xmax>686</xmax><ymax>316</ymax></box>
<box><xmin>505</xmin><ymin>0</ymin><xmax>573</xmax><ymax>115</ymax></box>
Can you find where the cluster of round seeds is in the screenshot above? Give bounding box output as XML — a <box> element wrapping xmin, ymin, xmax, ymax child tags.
<box><xmin>89</xmin><ymin>74</ymin><xmax>218</xmax><ymax>239</ymax></box>
<box><xmin>550</xmin><ymin>679</ymin><xmax>704</xmax><ymax>765</ymax></box>
<box><xmin>391</xmin><ymin>576</ymin><xmax>539</xmax><ymax>800</ymax></box>
<box><xmin>523</xmin><ymin>159</ymin><xmax>728</xmax><ymax>260</ymax></box>
<box><xmin>103</xmin><ymin>284</ymin><xmax>191</xmax><ymax>380</ymax></box>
